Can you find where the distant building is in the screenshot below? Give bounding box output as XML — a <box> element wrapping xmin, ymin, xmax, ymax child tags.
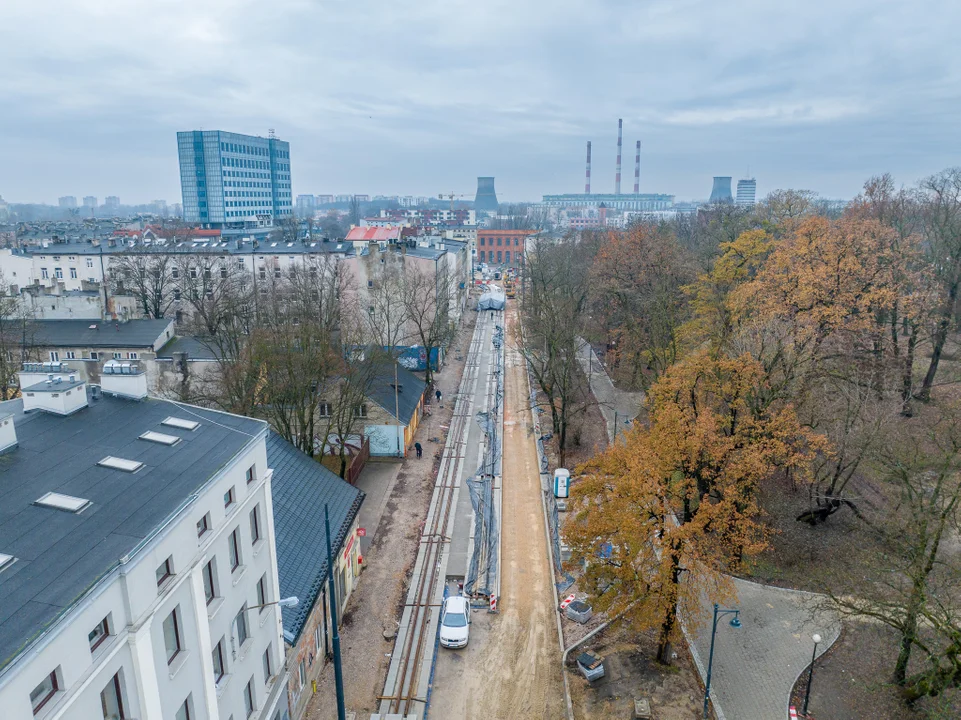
<box><xmin>354</xmin><ymin>194</ymin><xmax>370</xmax><ymax>202</ymax></box>
<box><xmin>315</xmin><ymin>195</ymin><xmax>334</xmax><ymax>205</ymax></box>
<box><xmin>176</xmin><ymin>130</ymin><xmax>292</xmax><ymax>233</ymax></box>
<box><xmin>736</xmin><ymin>178</ymin><xmax>757</xmax><ymax>206</ymax></box>
<box><xmin>171</xmin><ymin>202</ymin><xmax>183</xmax><ymax>218</ymax></box>
<box><xmin>151</xmin><ymin>199</ymin><xmax>168</xmax><ymax>214</ymax></box>
<box><xmin>295</xmin><ymin>194</ymin><xmax>316</xmax><ymax>215</ymax></box>
<box><xmin>58</xmin><ymin>196</ymin><xmax>77</xmax><ymax>209</ymax></box>
<box><xmin>474</xmin><ymin>177</ymin><xmax>499</xmax><ymax>212</ymax></box>
<box><xmin>709</xmin><ymin>177</ymin><xmax>734</xmax><ymax>204</ymax></box>
<box><xmin>82</xmin><ymin>196</ymin><xmax>97</xmax><ymax>209</ymax></box>
<box><xmin>539</xmin><ymin>193</ymin><xmax>674</xmax><ymax>212</ymax></box>
<box><xmin>104</xmin><ymin>196</ymin><xmax>120</xmax><ymax>211</ymax></box>
<box><xmin>334</xmin><ymin>195</ymin><xmax>352</xmax><ymax>203</ymax></box>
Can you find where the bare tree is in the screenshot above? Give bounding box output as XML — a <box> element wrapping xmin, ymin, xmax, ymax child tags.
<box><xmin>363</xmin><ymin>254</ymin><xmax>409</xmax><ymax>354</ymax></box>
<box><xmin>108</xmin><ymin>248</ymin><xmax>178</xmax><ymax>319</ymax></box>
<box><xmin>0</xmin><ymin>278</ymin><xmax>37</xmax><ymax>399</ymax></box>
<box><xmin>401</xmin><ymin>262</ymin><xmax>454</xmax><ymax>385</ymax></box>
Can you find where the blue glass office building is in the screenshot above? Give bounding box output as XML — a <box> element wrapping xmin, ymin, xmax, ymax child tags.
<box><xmin>177</xmin><ymin>130</ymin><xmax>293</xmax><ymax>231</ymax></box>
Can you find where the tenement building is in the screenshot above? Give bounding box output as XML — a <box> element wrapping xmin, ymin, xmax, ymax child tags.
<box><xmin>0</xmin><ymin>364</ymin><xmax>288</xmax><ymax>719</ymax></box>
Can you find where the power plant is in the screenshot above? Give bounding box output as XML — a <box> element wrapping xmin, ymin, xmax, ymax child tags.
<box><xmin>474</xmin><ymin>176</ymin><xmax>499</xmax><ymax>212</ymax></box>
<box><xmin>709</xmin><ymin>176</ymin><xmax>734</xmax><ymax>204</ymax></box>
<box><xmin>542</xmin><ymin>119</ymin><xmax>674</xmax><ymax>212</ymax></box>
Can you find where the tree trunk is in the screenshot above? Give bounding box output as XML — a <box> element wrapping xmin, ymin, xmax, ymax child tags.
<box><xmin>901</xmin><ymin>323</ymin><xmax>918</xmax><ymax>416</ymax></box>
<box><xmin>918</xmin><ymin>280</ymin><xmax>960</xmax><ymax>400</ymax></box>
<box><xmin>656</xmin><ymin>546</ymin><xmax>682</xmax><ymax>665</ymax></box>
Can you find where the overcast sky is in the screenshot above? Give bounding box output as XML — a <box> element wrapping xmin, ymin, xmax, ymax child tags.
<box><xmin>2</xmin><ymin>0</ymin><xmax>959</xmax><ymax>206</ymax></box>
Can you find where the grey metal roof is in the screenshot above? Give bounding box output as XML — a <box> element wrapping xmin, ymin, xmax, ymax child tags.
<box><xmin>30</xmin><ymin>319</ymin><xmax>173</xmax><ymax>349</ymax></box>
<box><xmin>156</xmin><ymin>336</ymin><xmax>223</xmax><ymax>361</ymax></box>
<box><xmin>367</xmin><ymin>362</ymin><xmax>427</xmax><ymax>424</ymax></box>
<box><xmin>268</xmin><ymin>432</ymin><xmax>363</xmax><ymax>643</ymax></box>
<box><xmin>12</xmin><ymin>239</ymin><xmax>356</xmax><ymax>258</ymax></box>
<box><xmin>0</xmin><ymin>392</ymin><xmax>267</xmax><ymax>672</ymax></box>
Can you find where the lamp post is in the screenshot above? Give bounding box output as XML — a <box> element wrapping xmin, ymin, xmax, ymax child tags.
<box><xmin>801</xmin><ymin>633</ymin><xmax>822</xmax><ymax>717</ymax></box>
<box><xmin>703</xmin><ymin>603</ymin><xmax>741</xmax><ymax>719</ymax></box>
<box><xmin>248</xmin><ymin>596</ymin><xmax>299</xmax><ymax>611</ymax></box>
<box><xmin>325</xmin><ymin>505</ymin><xmax>347</xmax><ymax>720</ymax></box>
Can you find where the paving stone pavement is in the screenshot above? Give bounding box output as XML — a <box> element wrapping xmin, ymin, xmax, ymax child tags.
<box><xmin>576</xmin><ymin>342</ymin><xmax>843</xmax><ymax>720</ymax></box>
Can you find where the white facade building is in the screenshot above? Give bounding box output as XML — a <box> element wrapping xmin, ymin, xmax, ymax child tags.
<box><xmin>736</xmin><ymin>178</ymin><xmax>757</xmax><ymax>206</ymax></box>
<box><xmin>0</xmin><ymin>367</ymin><xmax>289</xmax><ymax>720</ymax></box>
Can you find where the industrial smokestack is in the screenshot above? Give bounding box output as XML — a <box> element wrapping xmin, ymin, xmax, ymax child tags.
<box><xmin>615</xmin><ymin>119</ymin><xmax>623</xmax><ymax>195</ymax></box>
<box><xmin>633</xmin><ymin>140</ymin><xmax>641</xmax><ymax>194</ymax></box>
<box><xmin>585</xmin><ymin>141</ymin><xmax>592</xmax><ymax>194</ymax></box>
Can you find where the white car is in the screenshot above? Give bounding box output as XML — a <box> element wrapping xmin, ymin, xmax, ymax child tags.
<box><xmin>439</xmin><ymin>595</ymin><xmax>471</xmax><ymax>649</ymax></box>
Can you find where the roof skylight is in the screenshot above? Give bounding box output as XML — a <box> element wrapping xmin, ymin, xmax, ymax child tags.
<box><xmin>34</xmin><ymin>492</ymin><xmax>91</xmax><ymax>513</ymax></box>
<box><xmin>0</xmin><ymin>554</ymin><xmax>16</xmax><ymax>572</ymax></box>
<box><xmin>97</xmin><ymin>456</ymin><xmax>144</xmax><ymax>473</ymax></box>
<box><xmin>139</xmin><ymin>431</ymin><xmax>181</xmax><ymax>446</ymax></box>
<box><xmin>161</xmin><ymin>417</ymin><xmax>200</xmax><ymax>431</ymax></box>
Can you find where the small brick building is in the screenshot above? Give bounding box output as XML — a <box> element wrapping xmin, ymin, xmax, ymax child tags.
<box><xmin>476</xmin><ymin>229</ymin><xmax>534</xmax><ymax>267</ymax></box>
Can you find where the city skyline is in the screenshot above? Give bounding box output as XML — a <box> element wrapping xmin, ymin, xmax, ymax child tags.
<box><xmin>2</xmin><ymin>1</ymin><xmax>960</xmax><ymax>206</ymax></box>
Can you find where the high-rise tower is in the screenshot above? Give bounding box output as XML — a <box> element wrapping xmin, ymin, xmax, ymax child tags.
<box><xmin>736</xmin><ymin>178</ymin><xmax>757</xmax><ymax>206</ymax></box>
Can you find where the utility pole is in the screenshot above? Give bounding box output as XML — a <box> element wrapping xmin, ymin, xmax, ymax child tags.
<box><xmin>394</xmin><ymin>361</ymin><xmax>401</xmax><ymax>458</ymax></box>
<box><xmin>324</xmin><ymin>505</ymin><xmax>346</xmax><ymax>720</ymax></box>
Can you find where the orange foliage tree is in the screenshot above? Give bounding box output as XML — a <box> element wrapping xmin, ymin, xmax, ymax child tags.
<box><xmin>565</xmin><ymin>351</ymin><xmax>824</xmax><ymax>662</ymax></box>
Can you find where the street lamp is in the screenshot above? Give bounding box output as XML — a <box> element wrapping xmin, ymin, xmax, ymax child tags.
<box><xmin>801</xmin><ymin>633</ymin><xmax>822</xmax><ymax>717</ymax></box>
<box><xmin>703</xmin><ymin>603</ymin><xmax>741</xmax><ymax>720</ymax></box>
<box><xmin>248</xmin><ymin>596</ymin><xmax>300</xmax><ymax>611</ymax></box>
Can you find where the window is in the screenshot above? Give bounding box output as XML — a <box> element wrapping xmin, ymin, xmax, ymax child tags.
<box><xmin>202</xmin><ymin>559</ymin><xmax>217</xmax><ymax>604</ymax></box>
<box><xmin>175</xmin><ymin>697</ymin><xmax>191</xmax><ymax>720</ymax></box>
<box><xmin>236</xmin><ymin>606</ymin><xmax>249</xmax><ymax>645</ymax></box>
<box><xmin>259</xmin><ymin>267</ymin><xmax>266</xmax><ymax>280</ymax></box>
<box><xmin>197</xmin><ymin>513</ymin><xmax>210</xmax><ymax>537</ymax></box>
<box><xmin>298</xmin><ymin>660</ymin><xmax>306</xmax><ymax>687</ymax></box>
<box><xmin>318</xmin><ymin>402</ymin><xmax>332</xmax><ymax>417</ymax></box>
<box><xmin>190</xmin><ymin>267</ymin><xmax>198</xmax><ymax>279</ymax></box>
<box><xmin>173</xmin><ymin>288</ymin><xmax>181</xmax><ymax>300</ymax></box>
<box><xmin>256</xmin><ymin>574</ymin><xmax>268</xmax><ymax>611</ymax></box>
<box><xmin>314</xmin><ymin>624</ymin><xmax>322</xmax><ymax>651</ymax></box>
<box><xmin>41</xmin><ymin>268</ymin><xmax>49</xmax><ymax>279</ymax></box>
<box><xmin>90</xmin><ymin>352</ymin><xmax>99</xmax><ymax>361</ymax></box>
<box><xmin>246</xmin><ymin>465</ymin><xmax>255</xmax><ymax>484</ymax></box>
<box><xmin>250</xmin><ymin>506</ymin><xmax>261</xmax><ymax>544</ymax></box>
<box><xmin>243</xmin><ymin>678</ymin><xmax>255</xmax><ymax>718</ymax></box>
<box><xmin>100</xmin><ymin>671</ymin><xmax>125</xmax><ymax>719</ymax></box>
<box><xmin>49</xmin><ymin>351</ymin><xmax>59</xmax><ymax>362</ymax></box>
<box><xmin>88</xmin><ymin>616</ymin><xmax>110</xmax><ymax>652</ymax></box>
<box><xmin>65</xmin><ymin>351</ymin><xmax>75</xmax><ymax>360</ymax></box>
<box><xmin>367</xmin><ymin>280</ymin><xmax>373</xmax><ymax>288</ymax></box>
<box><xmin>212</xmin><ymin>638</ymin><xmax>226</xmax><ymax>682</ymax></box>
<box><xmin>30</xmin><ymin>669</ymin><xmax>59</xmax><ymax>715</ymax></box>
<box><xmin>262</xmin><ymin>645</ymin><xmax>272</xmax><ymax>681</ymax></box>
<box><xmin>127</xmin><ymin>352</ymin><xmax>138</xmax><ymax>360</ymax></box>
<box><xmin>171</xmin><ymin>267</ymin><xmax>179</xmax><ymax>279</ymax></box>
<box><xmin>274</xmin><ymin>267</ymin><xmax>281</xmax><ymax>278</ymax></box>
<box><xmin>497</xmin><ymin>237</ymin><xmax>502</xmax><ymax>246</ymax></box>
<box><xmin>156</xmin><ymin>557</ymin><xmax>174</xmax><ymax>587</ymax></box>
<box><xmin>221</xmin><ymin>266</ymin><xmax>228</xmax><ymax>279</ymax></box>
<box><xmin>224</xmin><ymin>486</ymin><xmax>235</xmax><ymax>509</ymax></box>
<box><xmin>515</xmin><ymin>238</ymin><xmax>520</xmax><ymax>246</ymax></box>
<box><xmin>86</xmin><ymin>258</ymin><xmax>94</xmax><ymax>268</ymax></box>
<box><xmin>162</xmin><ymin>608</ymin><xmax>182</xmax><ymax>664</ymax></box>
<box><xmin>69</xmin><ymin>268</ymin><xmax>77</xmax><ymax>279</ymax></box>
<box><xmin>228</xmin><ymin>528</ymin><xmax>241</xmax><ymax>571</ymax></box>
<box><xmin>55</xmin><ymin>268</ymin><xmax>63</xmax><ymax>279</ymax></box>
<box><xmin>112</xmin><ymin>352</ymin><xmax>122</xmax><ymax>360</ymax></box>
<box><xmin>353</xmin><ymin>404</ymin><xmax>368</xmax><ymax>418</ymax></box>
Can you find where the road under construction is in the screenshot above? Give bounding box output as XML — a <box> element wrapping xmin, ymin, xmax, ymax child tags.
<box><xmin>375</xmin><ymin>305</ymin><xmax>505</xmax><ymax>719</ymax></box>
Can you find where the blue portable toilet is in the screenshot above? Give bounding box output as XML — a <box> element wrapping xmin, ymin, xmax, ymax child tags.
<box><xmin>553</xmin><ymin>468</ymin><xmax>571</xmax><ymax>498</ymax></box>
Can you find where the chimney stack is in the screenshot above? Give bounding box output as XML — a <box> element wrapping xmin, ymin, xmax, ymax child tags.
<box><xmin>615</xmin><ymin>119</ymin><xmax>623</xmax><ymax>195</ymax></box>
<box><xmin>585</xmin><ymin>141</ymin><xmax>592</xmax><ymax>194</ymax></box>
<box><xmin>634</xmin><ymin>141</ymin><xmax>641</xmax><ymax>194</ymax></box>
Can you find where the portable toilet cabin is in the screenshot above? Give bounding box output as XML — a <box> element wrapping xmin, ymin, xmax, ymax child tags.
<box><xmin>553</xmin><ymin>468</ymin><xmax>571</xmax><ymax>498</ymax></box>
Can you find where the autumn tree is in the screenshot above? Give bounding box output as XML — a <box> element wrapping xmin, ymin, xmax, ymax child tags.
<box><xmin>589</xmin><ymin>223</ymin><xmax>696</xmax><ymax>391</ymax></box>
<box><xmin>566</xmin><ymin>351</ymin><xmax>822</xmax><ymax>663</ymax></box>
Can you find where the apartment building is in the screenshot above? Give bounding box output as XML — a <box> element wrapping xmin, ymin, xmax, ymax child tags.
<box><xmin>0</xmin><ymin>365</ymin><xmax>288</xmax><ymax>720</ymax></box>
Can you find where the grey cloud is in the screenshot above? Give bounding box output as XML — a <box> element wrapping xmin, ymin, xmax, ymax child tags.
<box><xmin>1</xmin><ymin>0</ymin><xmax>960</xmax><ymax>204</ymax></box>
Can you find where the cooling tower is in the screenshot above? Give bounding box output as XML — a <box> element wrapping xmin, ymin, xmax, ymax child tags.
<box><xmin>709</xmin><ymin>176</ymin><xmax>734</xmax><ymax>204</ymax></box>
<box><xmin>474</xmin><ymin>176</ymin><xmax>499</xmax><ymax>212</ymax></box>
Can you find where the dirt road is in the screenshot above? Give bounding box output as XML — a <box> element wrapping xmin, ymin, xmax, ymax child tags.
<box><xmin>429</xmin><ymin>306</ymin><xmax>565</xmax><ymax>719</ymax></box>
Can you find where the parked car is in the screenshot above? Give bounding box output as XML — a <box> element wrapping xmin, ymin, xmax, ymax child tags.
<box><xmin>439</xmin><ymin>595</ymin><xmax>471</xmax><ymax>649</ymax></box>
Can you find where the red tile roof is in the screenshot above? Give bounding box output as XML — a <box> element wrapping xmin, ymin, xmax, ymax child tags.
<box><xmin>345</xmin><ymin>226</ymin><xmax>403</xmax><ymax>242</ymax></box>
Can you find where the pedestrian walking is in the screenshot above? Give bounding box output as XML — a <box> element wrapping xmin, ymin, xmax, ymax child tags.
<box><xmin>415</xmin><ymin>442</ymin><xmax>423</xmax><ymax>459</ymax></box>
<box><xmin>435</xmin><ymin>389</ymin><xmax>442</xmax><ymax>404</ymax></box>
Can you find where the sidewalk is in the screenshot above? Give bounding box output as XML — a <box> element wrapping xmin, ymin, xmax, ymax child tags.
<box><xmin>576</xmin><ymin>346</ymin><xmax>842</xmax><ymax>720</ymax></box>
